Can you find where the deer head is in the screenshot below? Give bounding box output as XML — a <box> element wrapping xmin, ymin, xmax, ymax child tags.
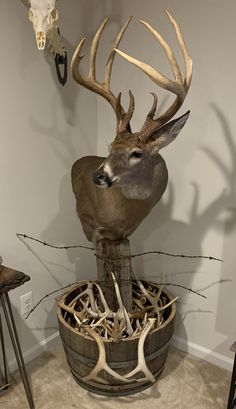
<box><xmin>71</xmin><ymin>12</ymin><xmax>192</xmax><ymax>241</ymax></box>
<box><xmin>71</xmin><ymin>12</ymin><xmax>192</xmax><ymax>200</ymax></box>
<box><xmin>28</xmin><ymin>0</ymin><xmax>59</xmax><ymax>50</ymax></box>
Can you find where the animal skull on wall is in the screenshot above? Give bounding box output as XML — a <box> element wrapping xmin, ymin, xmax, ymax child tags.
<box><xmin>21</xmin><ymin>0</ymin><xmax>67</xmax><ymax>84</ymax></box>
<box><xmin>21</xmin><ymin>0</ymin><xmax>65</xmax><ymax>56</ymax></box>
<box><xmin>28</xmin><ymin>0</ymin><xmax>58</xmax><ymax>50</ymax></box>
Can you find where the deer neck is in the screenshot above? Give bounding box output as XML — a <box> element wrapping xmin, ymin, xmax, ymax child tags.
<box><xmin>120</xmin><ymin>154</ymin><xmax>167</xmax><ymax>200</ymax></box>
<box><xmin>121</xmin><ymin>184</ymin><xmax>152</xmax><ymax>200</ymax></box>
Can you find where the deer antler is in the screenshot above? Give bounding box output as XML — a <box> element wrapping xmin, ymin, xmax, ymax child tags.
<box><xmin>83</xmin><ymin>321</ymin><xmax>156</xmax><ymax>385</ymax></box>
<box><xmin>68</xmin><ymin>281</ymin><xmax>97</xmax><ymax>311</ymax></box>
<box><xmin>114</xmin><ymin>10</ymin><xmax>193</xmax><ymax>140</ymax></box>
<box><xmin>82</xmin><ymin>326</ymin><xmax>131</xmax><ymax>384</ymax></box>
<box><xmin>110</xmin><ymin>272</ymin><xmax>134</xmax><ymax>336</ymax></box>
<box><xmin>71</xmin><ymin>16</ymin><xmax>135</xmax><ymax>134</ymax></box>
<box><xmin>124</xmin><ymin>318</ymin><xmax>156</xmax><ymax>383</ymax></box>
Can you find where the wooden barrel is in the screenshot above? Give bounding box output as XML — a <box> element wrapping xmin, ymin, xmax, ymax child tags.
<box><xmin>57</xmin><ymin>282</ymin><xmax>176</xmax><ymax>397</ymax></box>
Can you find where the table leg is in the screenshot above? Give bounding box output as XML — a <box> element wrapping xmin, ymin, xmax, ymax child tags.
<box><xmin>0</xmin><ymin>308</ymin><xmax>10</xmax><ymax>390</ymax></box>
<box><xmin>227</xmin><ymin>353</ymin><xmax>236</xmax><ymax>409</ymax></box>
<box><xmin>0</xmin><ymin>294</ymin><xmax>35</xmax><ymax>409</ymax></box>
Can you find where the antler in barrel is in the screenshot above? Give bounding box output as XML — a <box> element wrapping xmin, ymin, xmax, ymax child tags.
<box><xmin>71</xmin><ymin>17</ymin><xmax>135</xmax><ymax>134</ymax></box>
<box><xmin>114</xmin><ymin>10</ymin><xmax>193</xmax><ymax>140</ymax></box>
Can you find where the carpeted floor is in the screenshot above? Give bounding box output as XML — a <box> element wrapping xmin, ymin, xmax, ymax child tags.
<box><xmin>0</xmin><ymin>345</ymin><xmax>231</xmax><ymax>409</ymax></box>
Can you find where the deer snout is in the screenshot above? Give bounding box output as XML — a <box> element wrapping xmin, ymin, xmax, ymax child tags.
<box><xmin>36</xmin><ymin>31</ymin><xmax>46</xmax><ymax>50</ymax></box>
<box><xmin>93</xmin><ymin>169</ymin><xmax>112</xmax><ymax>188</ymax></box>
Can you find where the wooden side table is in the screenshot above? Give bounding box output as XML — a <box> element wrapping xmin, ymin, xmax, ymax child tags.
<box><xmin>227</xmin><ymin>341</ymin><xmax>236</xmax><ymax>409</ymax></box>
<box><xmin>0</xmin><ymin>262</ymin><xmax>35</xmax><ymax>409</ymax></box>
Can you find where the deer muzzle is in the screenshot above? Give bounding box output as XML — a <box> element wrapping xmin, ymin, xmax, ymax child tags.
<box><xmin>93</xmin><ymin>169</ymin><xmax>112</xmax><ymax>188</ymax></box>
<box><xmin>36</xmin><ymin>31</ymin><xmax>46</xmax><ymax>50</ymax></box>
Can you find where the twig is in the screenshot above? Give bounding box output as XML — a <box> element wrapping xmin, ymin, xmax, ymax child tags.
<box><xmin>16</xmin><ymin>233</ymin><xmax>223</xmax><ymax>262</ymax></box>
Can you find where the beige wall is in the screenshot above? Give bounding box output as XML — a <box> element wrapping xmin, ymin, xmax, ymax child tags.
<box><xmin>97</xmin><ymin>0</ymin><xmax>236</xmax><ymax>368</ymax></box>
<box><xmin>0</xmin><ymin>0</ymin><xmax>100</xmax><ymax>363</ymax></box>
<box><xmin>0</xmin><ymin>0</ymin><xmax>235</xmax><ymax>370</ymax></box>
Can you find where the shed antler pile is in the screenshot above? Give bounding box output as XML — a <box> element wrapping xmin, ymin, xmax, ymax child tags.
<box><xmin>58</xmin><ymin>275</ymin><xmax>177</xmax><ymax>384</ymax></box>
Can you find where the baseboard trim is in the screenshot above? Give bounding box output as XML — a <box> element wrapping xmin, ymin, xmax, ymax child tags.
<box><xmin>6</xmin><ymin>331</ymin><xmax>234</xmax><ymax>374</ymax></box>
<box><xmin>172</xmin><ymin>335</ymin><xmax>233</xmax><ymax>372</ymax></box>
<box><xmin>8</xmin><ymin>331</ymin><xmax>60</xmax><ymax>373</ymax></box>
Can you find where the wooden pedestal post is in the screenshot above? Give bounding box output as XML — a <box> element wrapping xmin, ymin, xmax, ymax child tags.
<box><xmin>95</xmin><ymin>238</ymin><xmax>133</xmax><ymax>312</ymax></box>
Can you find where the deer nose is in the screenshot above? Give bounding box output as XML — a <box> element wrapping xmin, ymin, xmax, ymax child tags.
<box><xmin>36</xmin><ymin>32</ymin><xmax>46</xmax><ymax>50</ymax></box>
<box><xmin>93</xmin><ymin>169</ymin><xmax>112</xmax><ymax>188</ymax></box>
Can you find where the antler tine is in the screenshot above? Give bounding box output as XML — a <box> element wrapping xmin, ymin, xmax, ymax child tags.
<box><xmin>165</xmin><ymin>10</ymin><xmax>192</xmax><ymax>89</ymax></box>
<box><xmin>71</xmin><ymin>16</ymin><xmax>134</xmax><ymax>134</ymax></box>
<box><xmin>83</xmin><ymin>326</ymin><xmax>131</xmax><ymax>384</ymax></box>
<box><xmin>116</xmin><ymin>90</ymin><xmax>135</xmax><ymax>132</ymax></box>
<box><xmin>114</xmin><ymin>47</ymin><xmax>184</xmax><ymax>98</ymax></box>
<box><xmin>71</xmin><ymin>18</ymin><xmax>116</xmax><ymax>108</ymax></box>
<box><xmin>139</xmin><ymin>18</ymin><xmax>183</xmax><ymax>86</ymax></box>
<box><xmin>105</xmin><ymin>16</ymin><xmax>132</xmax><ymax>91</ymax></box>
<box><xmin>147</xmin><ymin>92</ymin><xmax>158</xmax><ymax>119</ymax></box>
<box><xmin>89</xmin><ymin>17</ymin><xmax>110</xmax><ymax>81</ymax></box>
<box><xmin>114</xmin><ymin>10</ymin><xmax>193</xmax><ymax>138</ymax></box>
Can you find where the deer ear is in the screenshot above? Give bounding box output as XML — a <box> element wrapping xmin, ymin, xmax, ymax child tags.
<box><xmin>149</xmin><ymin>110</ymin><xmax>190</xmax><ymax>150</ymax></box>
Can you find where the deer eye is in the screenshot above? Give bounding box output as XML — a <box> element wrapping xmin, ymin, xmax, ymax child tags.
<box><xmin>130</xmin><ymin>151</ymin><xmax>143</xmax><ymax>159</ymax></box>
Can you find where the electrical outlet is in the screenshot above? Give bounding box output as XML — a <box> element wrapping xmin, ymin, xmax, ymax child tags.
<box><xmin>20</xmin><ymin>291</ymin><xmax>33</xmax><ymax>316</ymax></box>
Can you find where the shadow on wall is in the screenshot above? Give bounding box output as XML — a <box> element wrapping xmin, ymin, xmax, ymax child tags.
<box><xmin>212</xmin><ymin>106</ymin><xmax>236</xmax><ymax>354</ymax></box>
<box><xmin>0</xmin><ymin>303</ymin><xmax>38</xmax><ymax>372</ymax></box>
<box><xmin>132</xmin><ymin>103</ymin><xmax>236</xmax><ymax>338</ymax></box>
<box><xmin>44</xmin><ymin>0</ymin><xmax>125</xmax><ymax>126</ymax></box>
<box><xmin>20</xmin><ymin>3</ymin><xmax>126</xmax><ymax>283</ymax></box>
<box><xmin>18</xmin><ymin>0</ymin><xmax>126</xmax><ymax>160</ymax></box>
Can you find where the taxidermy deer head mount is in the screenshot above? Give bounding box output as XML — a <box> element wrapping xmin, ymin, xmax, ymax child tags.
<box><xmin>71</xmin><ymin>11</ymin><xmax>192</xmax><ymax>242</ymax></box>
